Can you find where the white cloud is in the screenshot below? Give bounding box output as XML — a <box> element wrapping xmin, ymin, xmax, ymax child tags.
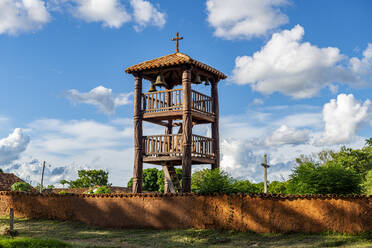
<box><xmin>21</xmin><ymin>118</ymin><xmax>134</xmax><ymax>186</ymax></box>
<box><xmin>321</xmin><ymin>94</ymin><xmax>371</xmax><ymax>145</ymax></box>
<box><xmin>266</xmin><ymin>125</ymin><xmax>310</xmax><ymax>145</ymax></box>
<box><xmin>65</xmin><ymin>85</ymin><xmax>132</xmax><ymax>114</ymax></box>
<box><xmin>130</xmin><ymin>0</ymin><xmax>165</xmax><ymax>31</ymax></box>
<box><xmin>0</xmin><ymin>0</ymin><xmax>50</xmax><ymax>35</ymax></box>
<box><xmin>232</xmin><ymin>25</ymin><xmax>351</xmax><ymax>99</ymax></box>
<box><xmin>2</xmin><ymin>159</ymin><xmax>82</xmax><ymax>186</ymax></box>
<box><xmin>72</xmin><ymin>0</ymin><xmax>131</xmax><ymax>28</ymax></box>
<box><xmin>349</xmin><ymin>43</ymin><xmax>372</xmax><ymax>86</ymax></box>
<box><xmin>253</xmin><ymin>98</ymin><xmax>264</xmax><ymax>105</ymax></box>
<box><xmin>206</xmin><ymin>0</ymin><xmax>289</xmax><ymax>40</ymax></box>
<box><xmin>0</xmin><ymin>128</ymin><xmax>30</xmax><ymax>165</ymax></box>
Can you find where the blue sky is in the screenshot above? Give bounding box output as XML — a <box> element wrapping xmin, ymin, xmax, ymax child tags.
<box><xmin>0</xmin><ymin>0</ymin><xmax>371</xmax><ymax>186</ymax></box>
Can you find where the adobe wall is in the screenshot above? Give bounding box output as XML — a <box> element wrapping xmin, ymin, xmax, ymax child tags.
<box><xmin>0</xmin><ymin>192</ymin><xmax>370</xmax><ymax>233</ymax></box>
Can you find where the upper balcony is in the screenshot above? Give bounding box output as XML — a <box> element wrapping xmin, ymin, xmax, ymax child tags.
<box><xmin>142</xmin><ymin>88</ymin><xmax>215</xmax><ymax>124</ymax></box>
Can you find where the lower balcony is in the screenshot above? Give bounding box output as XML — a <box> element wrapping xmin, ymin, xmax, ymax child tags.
<box><xmin>142</xmin><ymin>134</ymin><xmax>215</xmax><ymax>165</ymax></box>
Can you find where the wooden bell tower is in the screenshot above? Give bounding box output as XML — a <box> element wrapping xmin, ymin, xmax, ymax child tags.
<box><xmin>125</xmin><ymin>34</ymin><xmax>226</xmax><ymax>193</ymax></box>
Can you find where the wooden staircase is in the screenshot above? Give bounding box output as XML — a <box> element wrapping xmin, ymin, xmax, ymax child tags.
<box><xmin>162</xmin><ymin>165</ymin><xmax>181</xmax><ymax>193</ymax></box>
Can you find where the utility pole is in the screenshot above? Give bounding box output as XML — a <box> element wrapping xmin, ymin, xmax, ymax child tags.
<box><xmin>40</xmin><ymin>161</ymin><xmax>46</xmax><ymax>193</ymax></box>
<box><xmin>261</xmin><ymin>154</ymin><xmax>270</xmax><ymax>193</ymax></box>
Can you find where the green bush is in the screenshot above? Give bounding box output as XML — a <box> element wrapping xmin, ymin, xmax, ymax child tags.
<box><xmin>268</xmin><ymin>181</ymin><xmax>288</xmax><ymax>194</ymax></box>
<box><xmin>287</xmin><ymin>162</ymin><xmax>363</xmax><ymax>194</ymax></box>
<box><xmin>11</xmin><ymin>182</ymin><xmax>31</xmax><ymax>192</ymax></box>
<box><xmin>231</xmin><ymin>180</ymin><xmax>260</xmax><ymax>194</ymax></box>
<box><xmin>191</xmin><ymin>169</ymin><xmax>233</xmax><ymax>194</ymax></box>
<box><xmin>58</xmin><ymin>190</ymin><xmax>68</xmax><ymax>195</ymax></box>
<box><xmin>362</xmin><ymin>169</ymin><xmax>372</xmax><ymax>195</ymax></box>
<box><xmin>93</xmin><ymin>186</ymin><xmax>111</xmax><ymax>194</ymax></box>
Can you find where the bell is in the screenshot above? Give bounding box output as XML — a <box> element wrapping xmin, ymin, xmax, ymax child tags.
<box><xmin>204</xmin><ymin>78</ymin><xmax>210</xmax><ymax>86</ymax></box>
<box><xmin>154</xmin><ymin>73</ymin><xmax>167</xmax><ymax>88</ymax></box>
<box><xmin>148</xmin><ymin>83</ymin><xmax>157</xmax><ymax>92</ymax></box>
<box><xmin>194</xmin><ymin>73</ymin><xmax>202</xmax><ymax>84</ymax></box>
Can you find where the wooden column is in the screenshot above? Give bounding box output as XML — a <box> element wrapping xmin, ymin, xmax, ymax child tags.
<box><xmin>132</xmin><ymin>74</ymin><xmax>143</xmax><ymax>193</ymax></box>
<box><xmin>211</xmin><ymin>79</ymin><xmax>220</xmax><ymax>170</ymax></box>
<box><xmin>163</xmin><ymin>115</ymin><xmax>173</xmax><ymax>193</ymax></box>
<box><xmin>182</xmin><ymin>68</ymin><xmax>192</xmax><ymax>192</ymax></box>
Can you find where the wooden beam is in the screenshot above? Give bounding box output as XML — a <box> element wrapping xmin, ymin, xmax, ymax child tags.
<box><xmin>143</xmin><ymin>119</ymin><xmax>169</xmax><ymax>127</ymax></box>
<box><xmin>182</xmin><ymin>67</ymin><xmax>192</xmax><ymax>193</ymax></box>
<box><xmin>132</xmin><ymin>74</ymin><xmax>143</xmax><ymax>193</ymax></box>
<box><xmin>211</xmin><ymin>78</ymin><xmax>220</xmax><ymax>170</ymax></box>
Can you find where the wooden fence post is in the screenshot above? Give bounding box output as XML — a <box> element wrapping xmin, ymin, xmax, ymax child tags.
<box><xmin>10</xmin><ymin>208</ymin><xmax>14</xmax><ymax>231</ymax></box>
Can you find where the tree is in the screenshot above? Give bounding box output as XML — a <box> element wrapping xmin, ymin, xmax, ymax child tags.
<box><xmin>191</xmin><ymin>169</ymin><xmax>233</xmax><ymax>194</ymax></box>
<box><xmin>127</xmin><ymin>168</ymin><xmax>163</xmax><ymax>192</ymax></box>
<box><xmin>328</xmin><ymin>146</ymin><xmax>372</xmax><ymax>178</ymax></box>
<box><xmin>64</xmin><ymin>170</ymin><xmax>109</xmax><ymax>188</ymax></box>
<box><xmin>60</xmin><ymin>179</ymin><xmax>68</xmax><ymax>188</ymax></box>
<box><xmin>366</xmin><ymin>138</ymin><xmax>372</xmax><ymax>147</ymax></box>
<box><xmin>286</xmin><ymin>162</ymin><xmax>363</xmax><ymax>194</ymax></box>
<box><xmin>231</xmin><ymin>180</ymin><xmax>261</xmax><ymax>194</ymax></box>
<box><xmin>362</xmin><ymin>169</ymin><xmax>372</xmax><ymax>195</ymax></box>
<box><xmin>0</xmin><ymin>169</ymin><xmax>3</xmax><ymax>173</ymax></box>
<box><xmin>11</xmin><ymin>182</ymin><xmax>31</xmax><ymax>192</ymax></box>
<box><xmin>268</xmin><ymin>181</ymin><xmax>288</xmax><ymax>194</ymax></box>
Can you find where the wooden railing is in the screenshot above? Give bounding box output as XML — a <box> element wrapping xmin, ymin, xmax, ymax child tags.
<box><xmin>143</xmin><ymin>134</ymin><xmax>214</xmax><ymax>159</ymax></box>
<box><xmin>143</xmin><ymin>89</ymin><xmax>183</xmax><ymax>113</ymax></box>
<box><xmin>142</xmin><ymin>89</ymin><xmax>213</xmax><ymax>115</ymax></box>
<box><xmin>191</xmin><ymin>90</ymin><xmax>212</xmax><ymax>114</ymax></box>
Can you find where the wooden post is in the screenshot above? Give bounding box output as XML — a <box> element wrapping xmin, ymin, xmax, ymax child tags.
<box><xmin>261</xmin><ymin>154</ymin><xmax>270</xmax><ymax>194</ymax></box>
<box><xmin>211</xmin><ymin>79</ymin><xmax>220</xmax><ymax>170</ymax></box>
<box><xmin>182</xmin><ymin>68</ymin><xmax>192</xmax><ymax>193</ymax></box>
<box><xmin>9</xmin><ymin>208</ymin><xmax>14</xmax><ymax>231</ymax></box>
<box><xmin>163</xmin><ymin>116</ymin><xmax>173</xmax><ymax>193</ymax></box>
<box><xmin>40</xmin><ymin>161</ymin><xmax>46</xmax><ymax>193</ymax></box>
<box><xmin>132</xmin><ymin>74</ymin><xmax>143</xmax><ymax>193</ymax></box>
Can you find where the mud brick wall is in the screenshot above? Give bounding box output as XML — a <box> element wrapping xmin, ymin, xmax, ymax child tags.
<box><xmin>0</xmin><ymin>192</ymin><xmax>370</xmax><ymax>233</ymax></box>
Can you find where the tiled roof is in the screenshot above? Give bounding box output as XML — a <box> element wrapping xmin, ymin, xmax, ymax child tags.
<box><xmin>125</xmin><ymin>52</ymin><xmax>227</xmax><ymax>79</ymax></box>
<box><xmin>0</xmin><ymin>173</ymin><xmax>28</xmax><ymax>191</ymax></box>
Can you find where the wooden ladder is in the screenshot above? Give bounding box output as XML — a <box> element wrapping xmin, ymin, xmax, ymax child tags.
<box><xmin>162</xmin><ymin>165</ymin><xmax>182</xmax><ymax>193</ymax></box>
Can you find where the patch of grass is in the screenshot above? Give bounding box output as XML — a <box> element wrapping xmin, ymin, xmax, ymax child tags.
<box><xmin>0</xmin><ymin>237</ymin><xmax>70</xmax><ymax>248</ymax></box>
<box><xmin>0</xmin><ymin>217</ymin><xmax>371</xmax><ymax>248</ymax></box>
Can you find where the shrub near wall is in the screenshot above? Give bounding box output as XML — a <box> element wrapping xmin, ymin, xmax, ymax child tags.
<box><xmin>0</xmin><ymin>191</ymin><xmax>370</xmax><ymax>233</ymax></box>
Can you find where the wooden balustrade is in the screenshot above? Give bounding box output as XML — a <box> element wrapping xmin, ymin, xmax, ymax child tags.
<box><xmin>143</xmin><ymin>134</ymin><xmax>214</xmax><ymax>159</ymax></box>
<box><xmin>191</xmin><ymin>90</ymin><xmax>212</xmax><ymax>114</ymax></box>
<box><xmin>142</xmin><ymin>89</ymin><xmax>213</xmax><ymax>115</ymax></box>
<box><xmin>143</xmin><ymin>89</ymin><xmax>183</xmax><ymax>113</ymax></box>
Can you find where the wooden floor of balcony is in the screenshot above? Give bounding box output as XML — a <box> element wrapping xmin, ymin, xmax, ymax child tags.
<box><xmin>143</xmin><ymin>156</ymin><xmax>216</xmax><ymax>165</ymax></box>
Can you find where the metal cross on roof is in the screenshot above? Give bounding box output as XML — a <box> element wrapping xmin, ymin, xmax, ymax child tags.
<box><xmin>171</xmin><ymin>32</ymin><xmax>183</xmax><ymax>53</ymax></box>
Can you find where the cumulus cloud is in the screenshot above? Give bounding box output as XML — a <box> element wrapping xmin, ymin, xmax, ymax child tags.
<box><xmin>2</xmin><ymin>159</ymin><xmax>81</xmax><ymax>186</ymax></box>
<box><xmin>321</xmin><ymin>94</ymin><xmax>371</xmax><ymax>145</ymax></box>
<box><xmin>206</xmin><ymin>0</ymin><xmax>289</xmax><ymax>40</ymax></box>
<box><xmin>0</xmin><ymin>128</ymin><xmax>30</xmax><ymax>165</ymax></box>
<box><xmin>266</xmin><ymin>125</ymin><xmax>310</xmax><ymax>145</ymax></box>
<box><xmin>65</xmin><ymin>85</ymin><xmax>132</xmax><ymax>114</ymax></box>
<box><xmin>130</xmin><ymin>0</ymin><xmax>165</xmax><ymax>31</ymax></box>
<box><xmin>232</xmin><ymin>25</ymin><xmax>352</xmax><ymax>98</ymax></box>
<box><xmin>71</xmin><ymin>0</ymin><xmax>131</xmax><ymax>28</ymax></box>
<box><xmin>22</xmin><ymin>118</ymin><xmax>135</xmax><ymax>185</ymax></box>
<box><xmin>0</xmin><ymin>0</ymin><xmax>50</xmax><ymax>35</ymax></box>
<box><xmin>349</xmin><ymin>43</ymin><xmax>372</xmax><ymax>86</ymax></box>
